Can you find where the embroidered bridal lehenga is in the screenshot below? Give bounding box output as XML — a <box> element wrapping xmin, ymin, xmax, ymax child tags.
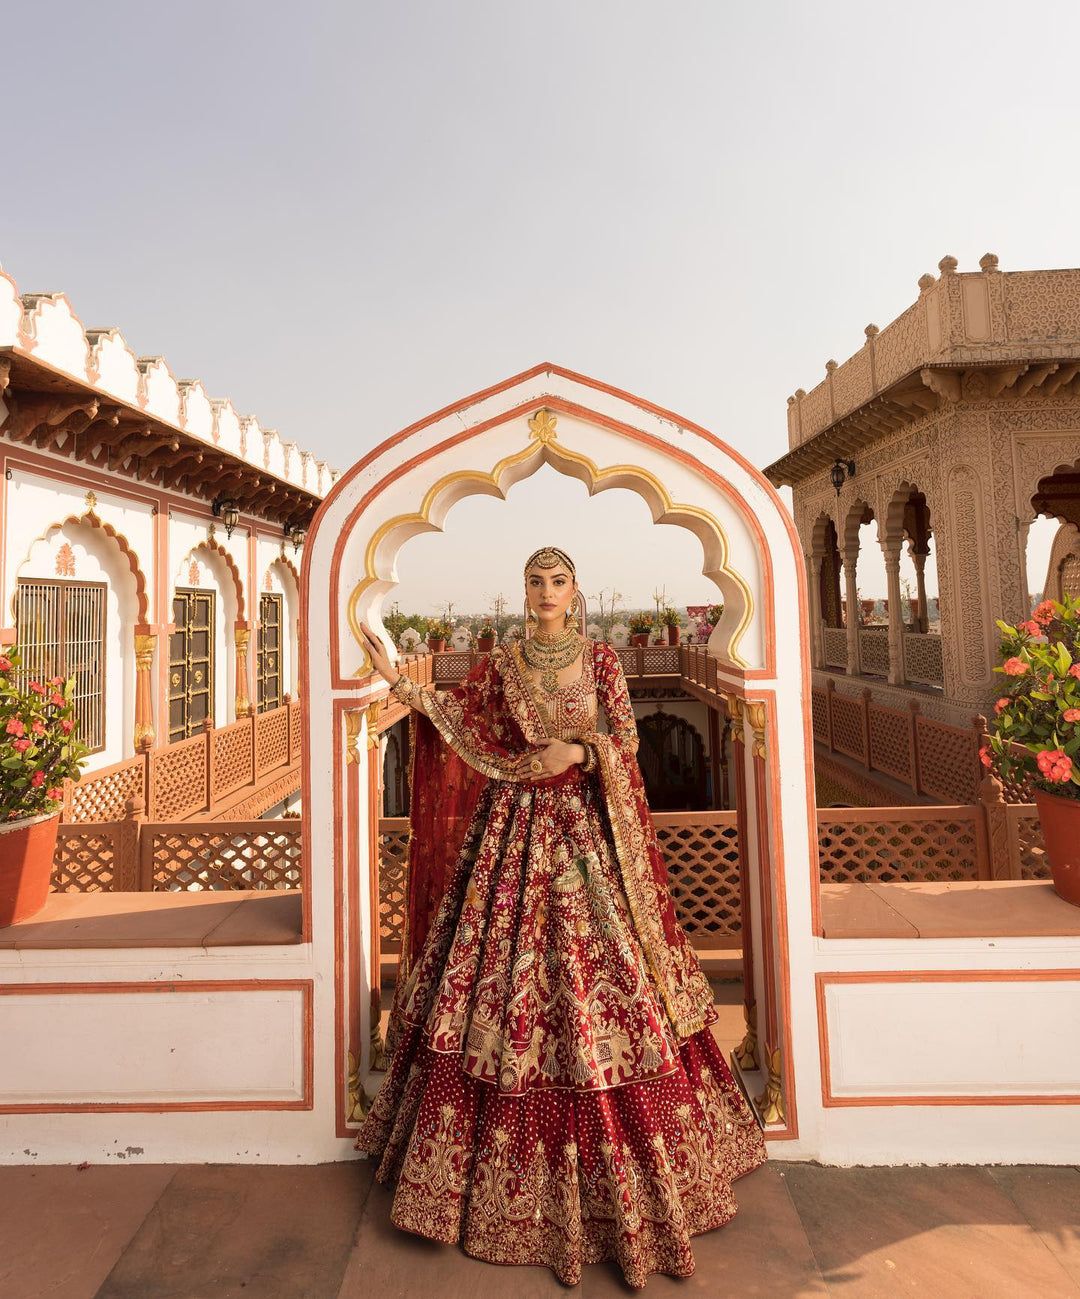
<box><xmin>355</xmin><ymin>589</ymin><xmax>767</xmax><ymax>1288</ymax></box>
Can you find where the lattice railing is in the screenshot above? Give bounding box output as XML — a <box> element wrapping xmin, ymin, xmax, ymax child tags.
<box><xmin>867</xmin><ymin>702</ymin><xmax>913</xmax><ymax>784</ymax></box>
<box><xmin>378</xmin><ymin>817</ymin><xmax>410</xmax><ymax>953</ymax></box>
<box><xmin>211</xmin><ymin>720</ymin><xmax>254</xmax><ymax>801</ymax></box>
<box><xmin>812</xmin><ymin>683</ymin><xmax>982</xmax><ymax>806</ymax></box>
<box><xmin>65</xmin><ymin>756</ymin><xmax>145</xmax><ymax>823</ymax></box>
<box><xmin>903</xmin><ymin>632</ymin><xmax>944</xmax><ymax>686</ymax></box>
<box><xmin>62</xmin><ymin>702</ymin><xmax>301</xmax><ymax>823</ymax></box>
<box><xmin>654</xmin><ymin>811</ymin><xmax>741</xmax><ymax>948</ymax></box>
<box><xmin>144</xmin><ymin>821</ymin><xmax>302</xmax><ymax>891</ymax></box>
<box><xmin>916</xmin><ymin>715</ymin><xmax>979</xmax><ymax>804</ymax></box>
<box><xmin>53</xmin><ymin>823</ymin><xmax>125</xmax><ymax>892</ymax></box>
<box><xmin>823</xmin><ymin>625</ymin><xmax>848</xmax><ymax>670</ymax></box>
<box><xmin>817</xmin><ymin>806</ymin><xmax>985</xmax><ymax>883</ymax></box>
<box><xmin>830</xmin><ymin>691</ymin><xmax>865</xmax><ymax>762</ymax></box>
<box><xmin>255</xmin><ymin>707</ymin><xmax>289</xmax><ymax>776</ymax></box>
<box><xmin>858</xmin><ymin>628</ymin><xmax>890</xmax><ymax>678</ymax></box>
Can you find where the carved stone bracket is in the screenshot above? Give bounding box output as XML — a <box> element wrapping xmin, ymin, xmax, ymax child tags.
<box><xmin>754</xmin><ymin>1045</ymin><xmax>785</xmax><ymax>1124</ymax></box>
<box><xmin>744</xmin><ymin>700</ymin><xmax>768</xmax><ymax>759</ymax></box>
<box><xmin>344</xmin><ymin>709</ymin><xmax>363</xmax><ymax>766</ymax></box>
<box><xmin>733</xmin><ymin>999</ymin><xmax>759</xmax><ymax>1072</ymax></box>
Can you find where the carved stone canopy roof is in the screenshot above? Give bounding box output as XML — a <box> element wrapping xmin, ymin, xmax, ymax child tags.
<box><xmin>765</xmin><ymin>257</ymin><xmax>1080</xmax><ymax>488</ymax></box>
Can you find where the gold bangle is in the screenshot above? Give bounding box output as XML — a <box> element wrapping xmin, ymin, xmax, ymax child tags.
<box><xmin>580</xmin><ymin>743</ymin><xmax>596</xmax><ymax>773</ymax></box>
<box><xmin>389</xmin><ymin>675</ymin><xmax>416</xmax><ymax>704</ymax></box>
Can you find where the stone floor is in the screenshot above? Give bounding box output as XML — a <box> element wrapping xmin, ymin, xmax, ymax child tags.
<box><xmin>2</xmin><ymin>1158</ymin><xmax>1078</xmax><ymax>1298</ymax></box>
<box><xmin>3</xmin><ymin>978</ymin><xmax>1079</xmax><ymax>1298</ymax></box>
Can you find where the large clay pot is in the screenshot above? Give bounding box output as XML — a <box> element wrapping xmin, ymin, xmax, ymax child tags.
<box><xmin>0</xmin><ymin>811</ymin><xmax>59</xmax><ymax>926</ymax></box>
<box><xmin>1034</xmin><ymin>789</ymin><xmax>1080</xmax><ymax>907</ymax></box>
<box><xmin>428</xmin><ymin>638</ymin><xmax>446</xmax><ymax>653</ymax></box>
<box><xmin>477</xmin><ymin>634</ymin><xmax>496</xmax><ymax>652</ymax></box>
<box><xmin>630</xmin><ymin>633</ymin><xmax>648</xmax><ymax>647</ymax></box>
<box><xmin>666</xmin><ymin>624</ymin><xmax>679</xmax><ymax>646</ymax></box>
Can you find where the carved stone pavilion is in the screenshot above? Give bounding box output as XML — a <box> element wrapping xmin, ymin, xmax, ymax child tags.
<box><xmin>765</xmin><ymin>254</ymin><xmax>1080</xmax><ymax>805</ymax></box>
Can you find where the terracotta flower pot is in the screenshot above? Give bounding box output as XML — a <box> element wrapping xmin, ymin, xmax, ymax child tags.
<box><xmin>1034</xmin><ymin>789</ymin><xmax>1080</xmax><ymax>907</ymax></box>
<box><xmin>428</xmin><ymin>638</ymin><xmax>446</xmax><ymax>653</ymax></box>
<box><xmin>0</xmin><ymin>811</ymin><xmax>59</xmax><ymax>926</ymax></box>
<box><xmin>665</xmin><ymin>625</ymin><xmax>679</xmax><ymax>645</ymax></box>
<box><xmin>477</xmin><ymin>635</ymin><xmax>496</xmax><ymax>652</ymax></box>
<box><xmin>630</xmin><ymin>633</ymin><xmax>648</xmax><ymax>646</ymax></box>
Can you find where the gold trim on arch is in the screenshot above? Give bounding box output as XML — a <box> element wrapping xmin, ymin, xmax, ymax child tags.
<box><xmin>346</xmin><ymin>416</ymin><xmax>755</xmax><ymax>672</ymax></box>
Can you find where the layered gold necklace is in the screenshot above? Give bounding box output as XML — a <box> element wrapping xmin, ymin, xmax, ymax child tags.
<box><xmin>521</xmin><ymin>625</ymin><xmax>584</xmax><ymax>694</ymax></box>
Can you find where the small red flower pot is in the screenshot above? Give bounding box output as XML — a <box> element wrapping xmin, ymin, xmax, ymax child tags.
<box><xmin>630</xmin><ymin>633</ymin><xmax>648</xmax><ymax>647</ymax></box>
<box><xmin>0</xmin><ymin>811</ymin><xmax>59</xmax><ymax>926</ymax></box>
<box><xmin>477</xmin><ymin>635</ymin><xmax>496</xmax><ymax>652</ymax></box>
<box><xmin>665</xmin><ymin>625</ymin><xmax>679</xmax><ymax>646</ymax></box>
<box><xmin>1034</xmin><ymin>789</ymin><xmax>1080</xmax><ymax>907</ymax></box>
<box><xmin>428</xmin><ymin>639</ymin><xmax>446</xmax><ymax>653</ymax></box>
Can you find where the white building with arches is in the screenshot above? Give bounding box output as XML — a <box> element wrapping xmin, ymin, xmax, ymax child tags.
<box><xmin>0</xmin><ymin>264</ymin><xmax>333</xmax><ymax>786</ymax></box>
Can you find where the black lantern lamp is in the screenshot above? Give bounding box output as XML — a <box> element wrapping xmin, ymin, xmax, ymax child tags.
<box><xmin>830</xmin><ymin>458</ymin><xmax>855</xmax><ymax>495</ymax></box>
<box><xmin>285</xmin><ymin>522</ymin><xmax>306</xmax><ymax>554</ymax></box>
<box><xmin>211</xmin><ymin>496</ymin><xmax>241</xmax><ymax>539</ymax></box>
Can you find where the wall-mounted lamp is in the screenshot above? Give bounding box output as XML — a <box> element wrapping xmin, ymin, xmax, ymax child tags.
<box><xmin>211</xmin><ymin>496</ymin><xmax>241</xmax><ymax>539</ymax></box>
<box><xmin>830</xmin><ymin>458</ymin><xmax>855</xmax><ymax>496</ymax></box>
<box><xmin>285</xmin><ymin>522</ymin><xmax>306</xmax><ymax>554</ymax></box>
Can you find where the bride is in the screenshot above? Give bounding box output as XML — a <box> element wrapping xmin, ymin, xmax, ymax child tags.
<box><xmin>354</xmin><ymin>545</ymin><xmax>766</xmax><ymax>1289</ymax></box>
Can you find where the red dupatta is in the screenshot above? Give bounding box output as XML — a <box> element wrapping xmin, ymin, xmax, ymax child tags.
<box><xmin>398</xmin><ymin>641</ymin><xmax>714</xmax><ymax>1042</ymax></box>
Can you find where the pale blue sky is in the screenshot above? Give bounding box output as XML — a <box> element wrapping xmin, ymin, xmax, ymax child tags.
<box><xmin>2</xmin><ymin>1</ymin><xmax>1074</xmax><ymax>610</ymax></box>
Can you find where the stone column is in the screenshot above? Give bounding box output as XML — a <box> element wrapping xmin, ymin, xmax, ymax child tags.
<box><xmin>1016</xmin><ymin>519</ymin><xmax>1031</xmax><ymax>615</ymax></box>
<box><xmin>911</xmin><ymin>545</ymin><xmax>931</xmax><ymax>632</ymax></box>
<box><xmin>843</xmin><ymin>546</ymin><xmax>860</xmax><ymax>676</ymax></box>
<box><xmin>807</xmin><ymin>554</ymin><xmax>824</xmax><ymax>668</ymax></box>
<box><xmin>133</xmin><ymin>630</ymin><xmax>156</xmax><ymax>751</ymax></box>
<box><xmin>883</xmin><ymin>541</ymin><xmax>905</xmax><ymax>686</ymax></box>
<box><xmin>234</xmin><ymin>624</ymin><xmax>252</xmax><ymax>718</ymax></box>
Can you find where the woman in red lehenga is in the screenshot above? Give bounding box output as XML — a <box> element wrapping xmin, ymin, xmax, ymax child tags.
<box><xmin>355</xmin><ymin>546</ymin><xmax>766</xmax><ymax>1289</ymax></box>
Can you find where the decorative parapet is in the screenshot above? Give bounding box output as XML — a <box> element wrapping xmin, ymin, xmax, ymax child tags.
<box><xmin>0</xmin><ymin>261</ymin><xmax>339</xmax><ymax>497</ymax></box>
<box><xmin>774</xmin><ymin>255</ymin><xmax>1080</xmax><ymax>480</ymax></box>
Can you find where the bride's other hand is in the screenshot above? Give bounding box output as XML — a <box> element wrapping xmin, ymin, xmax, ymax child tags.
<box><xmin>358</xmin><ymin>620</ymin><xmax>398</xmax><ymax>684</ymax></box>
<box><xmin>515</xmin><ymin>738</ymin><xmax>585</xmax><ymax>779</ymax></box>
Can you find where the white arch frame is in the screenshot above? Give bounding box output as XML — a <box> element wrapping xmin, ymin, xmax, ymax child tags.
<box><xmin>300</xmin><ymin>366</ymin><xmax>818</xmax><ymax>1155</ymax></box>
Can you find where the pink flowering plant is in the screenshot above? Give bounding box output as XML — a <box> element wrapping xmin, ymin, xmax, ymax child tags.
<box><xmin>0</xmin><ymin>647</ymin><xmax>87</xmax><ymax>822</ymax></box>
<box><xmin>982</xmin><ymin>595</ymin><xmax>1080</xmax><ymax>800</ymax></box>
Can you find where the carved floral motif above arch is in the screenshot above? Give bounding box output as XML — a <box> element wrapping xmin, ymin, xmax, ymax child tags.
<box><xmin>176</xmin><ymin>540</ymin><xmax>246</xmax><ymax>621</ymax></box>
<box><xmin>15</xmin><ymin>510</ymin><xmax>150</xmax><ymax>622</ymax></box>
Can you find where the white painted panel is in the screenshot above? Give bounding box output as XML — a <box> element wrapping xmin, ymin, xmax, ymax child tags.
<box><xmin>0</xmin><ymin>988</ymin><xmax>305</xmax><ymax>1104</ymax></box>
<box><xmin>826</xmin><ymin>979</ymin><xmax>1080</xmax><ymax>1097</ymax></box>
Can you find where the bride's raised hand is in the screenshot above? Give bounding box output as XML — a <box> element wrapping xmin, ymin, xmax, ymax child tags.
<box><xmin>357</xmin><ymin>620</ymin><xmax>398</xmax><ymax>684</ymax></box>
<box><xmin>516</xmin><ymin>737</ymin><xmax>579</xmax><ymax>779</ymax></box>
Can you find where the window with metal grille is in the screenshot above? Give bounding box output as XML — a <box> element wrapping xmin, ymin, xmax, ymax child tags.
<box><xmin>257</xmin><ymin>592</ymin><xmax>283</xmax><ymax>713</ymax></box>
<box><xmin>14</xmin><ymin>579</ymin><xmax>107</xmax><ymax>753</ymax></box>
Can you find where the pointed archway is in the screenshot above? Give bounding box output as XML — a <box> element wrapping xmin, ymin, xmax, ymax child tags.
<box><xmin>300</xmin><ymin>364</ymin><xmax>818</xmax><ymax>1152</ymax></box>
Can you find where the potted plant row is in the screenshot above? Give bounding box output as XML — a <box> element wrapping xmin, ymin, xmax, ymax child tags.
<box><xmin>982</xmin><ymin>594</ymin><xmax>1080</xmax><ymax>906</ymax></box>
<box><xmin>0</xmin><ymin>648</ymin><xmax>87</xmax><ymax>926</ymax></box>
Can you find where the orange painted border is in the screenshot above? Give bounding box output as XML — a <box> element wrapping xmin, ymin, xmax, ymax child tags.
<box><xmin>0</xmin><ymin>979</ymin><xmax>313</xmax><ymax>1113</ymax></box>
<box><xmin>815</xmin><ymin>970</ymin><xmax>1080</xmax><ymax>1107</ymax></box>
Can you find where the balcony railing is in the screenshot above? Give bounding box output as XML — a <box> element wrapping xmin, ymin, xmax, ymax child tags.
<box><xmin>822</xmin><ymin>625</ymin><xmax>848</xmax><ymax>670</ymax></box>
<box><xmin>430</xmin><ymin>643</ymin><xmax>683</xmax><ymax>685</ymax></box>
<box><xmin>857</xmin><ymin>627</ymin><xmax>890</xmax><ymax>677</ymax></box>
<box><xmin>53</xmin><ymin>817</ymin><xmax>302</xmax><ymax>892</ymax></box>
<box><xmin>62</xmin><ymin>701</ymin><xmax>302</xmax><ymax>823</ymax></box>
<box><xmin>812</xmin><ymin>680</ymin><xmax>987</xmax><ymax>804</ymax></box>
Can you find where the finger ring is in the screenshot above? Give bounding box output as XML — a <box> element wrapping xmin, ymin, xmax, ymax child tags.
<box><xmin>529</xmin><ymin>758</ymin><xmax>543</xmax><ymax>774</ymax></box>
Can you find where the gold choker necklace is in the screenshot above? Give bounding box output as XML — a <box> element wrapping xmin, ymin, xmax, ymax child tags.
<box><xmin>521</xmin><ymin>627</ymin><xmax>583</xmax><ymax>694</ymax></box>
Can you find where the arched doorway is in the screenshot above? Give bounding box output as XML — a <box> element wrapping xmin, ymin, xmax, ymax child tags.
<box><xmin>301</xmin><ymin>365</ymin><xmax>817</xmax><ymax>1152</ymax></box>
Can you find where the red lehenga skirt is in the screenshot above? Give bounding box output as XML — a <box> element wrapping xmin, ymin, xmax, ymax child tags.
<box><xmin>355</xmin><ymin>763</ymin><xmax>767</xmax><ymax>1289</ymax></box>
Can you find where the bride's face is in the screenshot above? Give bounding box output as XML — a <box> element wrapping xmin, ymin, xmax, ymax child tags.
<box><xmin>525</xmin><ymin>564</ymin><xmax>576</xmax><ymax>626</ymax></box>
